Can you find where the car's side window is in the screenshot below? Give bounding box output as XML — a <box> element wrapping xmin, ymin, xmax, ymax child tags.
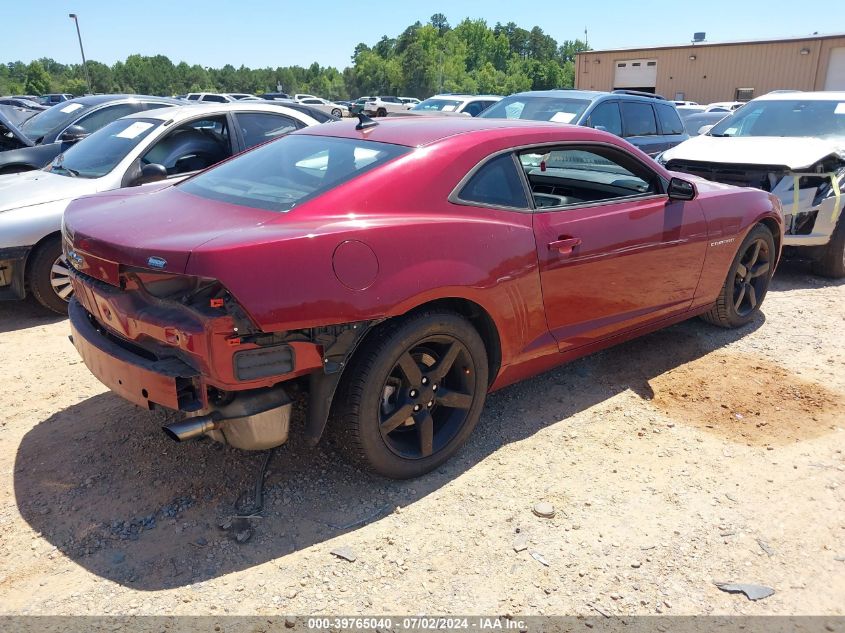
<box><xmin>236</xmin><ymin>113</ymin><xmax>300</xmax><ymax>149</ymax></box>
<box><xmin>202</xmin><ymin>94</ymin><xmax>227</xmax><ymax>103</ymax></box>
<box><xmin>75</xmin><ymin>103</ymin><xmax>146</xmax><ymax>133</ymax></box>
<box><xmin>462</xmin><ymin>101</ymin><xmax>486</xmax><ymax>117</ymax></box>
<box><xmin>517</xmin><ymin>146</ymin><xmax>659</xmax><ymax>210</ymax></box>
<box><xmin>655</xmin><ymin>104</ymin><xmax>684</xmax><ymax>135</ymax></box>
<box><xmin>141</xmin><ymin>116</ymin><xmax>231</xmax><ymax>176</ymax></box>
<box><xmin>620</xmin><ymin>102</ymin><xmax>658</xmax><ymax>137</ymax></box>
<box><xmin>456</xmin><ymin>153</ymin><xmax>529</xmax><ymax>209</ymax></box>
<box><xmin>586</xmin><ymin>102</ymin><xmax>622</xmax><ymax>136</ymax></box>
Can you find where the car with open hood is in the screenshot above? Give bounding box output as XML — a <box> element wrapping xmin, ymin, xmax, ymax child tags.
<box><xmin>0</xmin><ymin>102</ymin><xmax>324</xmax><ymax>313</ymax></box>
<box><xmin>0</xmin><ymin>94</ymin><xmax>182</xmax><ymax>173</ymax></box>
<box><xmin>659</xmin><ymin>91</ymin><xmax>845</xmax><ymax>277</ymax></box>
<box><xmin>63</xmin><ymin>116</ymin><xmax>781</xmax><ymax>478</ymax></box>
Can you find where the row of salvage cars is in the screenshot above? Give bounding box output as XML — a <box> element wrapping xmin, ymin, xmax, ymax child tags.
<box><xmin>0</xmin><ymin>89</ymin><xmax>841</xmax><ymax>479</ymax></box>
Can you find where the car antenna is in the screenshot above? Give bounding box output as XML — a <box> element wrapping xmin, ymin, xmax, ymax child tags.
<box><xmin>355</xmin><ymin>113</ymin><xmax>378</xmax><ymax>130</ymax></box>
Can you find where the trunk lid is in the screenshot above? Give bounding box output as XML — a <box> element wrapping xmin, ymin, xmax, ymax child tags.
<box><xmin>63</xmin><ymin>184</ymin><xmax>278</xmax><ymax>285</ymax></box>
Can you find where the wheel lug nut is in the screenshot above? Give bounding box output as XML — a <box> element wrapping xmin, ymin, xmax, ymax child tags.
<box><xmin>413</xmin><ymin>404</ymin><xmax>421</xmax><ymax>412</ymax></box>
<box><xmin>421</xmin><ymin>377</ymin><xmax>428</xmax><ymax>385</ymax></box>
<box><xmin>432</xmin><ymin>384</ymin><xmax>438</xmax><ymax>391</ymax></box>
<box><xmin>409</xmin><ymin>389</ymin><xmax>418</xmax><ymax>398</ymax></box>
<box><xmin>427</xmin><ymin>400</ymin><xmax>434</xmax><ymax>407</ymax></box>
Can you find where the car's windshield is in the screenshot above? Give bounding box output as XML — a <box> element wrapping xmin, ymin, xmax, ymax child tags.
<box><xmin>178</xmin><ymin>134</ymin><xmax>410</xmax><ymax>212</ymax></box>
<box><xmin>19</xmin><ymin>101</ymin><xmax>87</xmax><ymax>141</ymax></box>
<box><xmin>412</xmin><ymin>98</ymin><xmax>464</xmax><ymax>112</ymax></box>
<box><xmin>45</xmin><ymin>117</ymin><xmax>161</xmax><ymax>179</ymax></box>
<box><xmin>708</xmin><ymin>99</ymin><xmax>845</xmax><ymax>139</ymax></box>
<box><xmin>480</xmin><ymin>95</ymin><xmax>590</xmax><ymax>123</ymax></box>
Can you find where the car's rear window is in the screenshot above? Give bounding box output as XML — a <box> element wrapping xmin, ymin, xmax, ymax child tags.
<box><xmin>178</xmin><ymin>134</ymin><xmax>410</xmax><ymax>212</ymax></box>
<box><xmin>481</xmin><ymin>95</ymin><xmax>590</xmax><ymax>123</ymax></box>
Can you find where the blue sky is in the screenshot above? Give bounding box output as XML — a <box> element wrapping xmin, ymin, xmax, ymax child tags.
<box><xmin>3</xmin><ymin>0</ymin><xmax>841</xmax><ymax>69</ymax></box>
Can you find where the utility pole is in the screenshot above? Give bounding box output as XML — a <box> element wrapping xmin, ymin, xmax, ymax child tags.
<box><xmin>68</xmin><ymin>13</ymin><xmax>92</xmax><ymax>94</ymax></box>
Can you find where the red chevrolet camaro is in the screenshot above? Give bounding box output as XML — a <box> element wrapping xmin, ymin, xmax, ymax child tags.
<box><xmin>63</xmin><ymin>116</ymin><xmax>783</xmax><ymax>478</ymax></box>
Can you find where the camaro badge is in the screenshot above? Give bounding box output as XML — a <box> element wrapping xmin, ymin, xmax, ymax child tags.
<box><xmin>147</xmin><ymin>256</ymin><xmax>167</xmax><ymax>270</ymax></box>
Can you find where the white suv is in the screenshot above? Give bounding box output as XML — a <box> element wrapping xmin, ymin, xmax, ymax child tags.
<box><xmin>409</xmin><ymin>94</ymin><xmax>502</xmax><ymax>117</ymax></box>
<box><xmin>362</xmin><ymin>96</ymin><xmax>409</xmax><ymax>117</ymax></box>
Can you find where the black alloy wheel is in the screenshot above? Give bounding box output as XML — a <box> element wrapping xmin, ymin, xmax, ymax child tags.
<box><xmin>331</xmin><ymin>310</ymin><xmax>488</xmax><ymax>479</ymax></box>
<box><xmin>702</xmin><ymin>224</ymin><xmax>776</xmax><ymax>328</ymax></box>
<box><xmin>378</xmin><ymin>337</ymin><xmax>475</xmax><ymax>460</ymax></box>
<box><xmin>732</xmin><ymin>236</ymin><xmax>771</xmax><ymax>317</ymax></box>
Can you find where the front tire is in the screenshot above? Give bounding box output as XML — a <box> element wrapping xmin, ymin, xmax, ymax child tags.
<box><xmin>29</xmin><ymin>236</ymin><xmax>73</xmax><ymax>315</ymax></box>
<box><xmin>331</xmin><ymin>108</ymin><xmax>342</xmax><ymax>118</ymax></box>
<box><xmin>811</xmin><ymin>211</ymin><xmax>845</xmax><ymax>278</ymax></box>
<box><xmin>701</xmin><ymin>224</ymin><xmax>775</xmax><ymax>328</ymax></box>
<box><xmin>331</xmin><ymin>311</ymin><xmax>489</xmax><ymax>479</ymax></box>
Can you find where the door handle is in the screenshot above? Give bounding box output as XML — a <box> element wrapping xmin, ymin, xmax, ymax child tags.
<box><xmin>548</xmin><ymin>237</ymin><xmax>582</xmax><ymax>256</ymax></box>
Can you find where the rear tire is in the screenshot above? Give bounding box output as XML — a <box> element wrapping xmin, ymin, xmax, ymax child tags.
<box><xmin>331</xmin><ymin>310</ymin><xmax>488</xmax><ymax>479</ymax></box>
<box><xmin>811</xmin><ymin>212</ymin><xmax>845</xmax><ymax>278</ymax></box>
<box><xmin>29</xmin><ymin>236</ymin><xmax>72</xmax><ymax>315</ymax></box>
<box><xmin>701</xmin><ymin>224</ymin><xmax>775</xmax><ymax>329</ymax></box>
<box><xmin>331</xmin><ymin>108</ymin><xmax>342</xmax><ymax>118</ymax></box>
<box><xmin>376</xmin><ymin>108</ymin><xmax>387</xmax><ymax>117</ymax></box>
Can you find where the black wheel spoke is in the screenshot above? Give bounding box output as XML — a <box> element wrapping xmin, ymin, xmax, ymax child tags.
<box><xmin>734</xmin><ymin>284</ymin><xmax>746</xmax><ymax>311</ymax></box>
<box><xmin>746</xmin><ymin>241</ymin><xmax>761</xmax><ymax>267</ymax></box>
<box><xmin>431</xmin><ymin>342</ymin><xmax>461</xmax><ymax>381</ymax></box>
<box><xmin>736</xmin><ymin>263</ymin><xmax>748</xmax><ymax>278</ymax></box>
<box><xmin>416</xmin><ymin>412</ymin><xmax>434</xmax><ymax>457</ymax></box>
<box><xmin>381</xmin><ymin>402</ymin><xmax>414</xmax><ymax>433</ymax></box>
<box><xmin>436</xmin><ymin>387</ymin><xmax>473</xmax><ymax>410</ymax></box>
<box><xmin>747</xmin><ymin>284</ymin><xmax>757</xmax><ymax>309</ymax></box>
<box><xmin>750</xmin><ymin>261</ymin><xmax>770</xmax><ymax>278</ymax></box>
<box><xmin>396</xmin><ymin>352</ymin><xmax>422</xmax><ymax>386</ymax></box>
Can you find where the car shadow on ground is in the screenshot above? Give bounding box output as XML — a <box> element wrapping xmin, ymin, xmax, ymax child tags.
<box><xmin>14</xmin><ymin>310</ymin><xmax>800</xmax><ymax>592</ymax></box>
<box><xmin>0</xmin><ymin>296</ymin><xmax>64</xmax><ymax>335</ymax></box>
<box><xmin>770</xmin><ymin>258</ymin><xmax>845</xmax><ymax>291</ymax></box>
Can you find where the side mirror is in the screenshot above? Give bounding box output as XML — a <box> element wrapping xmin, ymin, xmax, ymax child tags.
<box><xmin>136</xmin><ymin>163</ymin><xmax>167</xmax><ymax>185</ymax></box>
<box><xmin>667</xmin><ymin>177</ymin><xmax>696</xmax><ymax>201</ymax></box>
<box><xmin>698</xmin><ymin>124</ymin><xmax>714</xmax><ymax>135</ymax></box>
<box><xmin>59</xmin><ymin>125</ymin><xmax>88</xmax><ymax>143</ymax></box>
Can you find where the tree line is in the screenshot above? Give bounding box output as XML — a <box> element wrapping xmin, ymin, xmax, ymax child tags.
<box><xmin>0</xmin><ymin>14</ymin><xmax>589</xmax><ymax>100</ymax></box>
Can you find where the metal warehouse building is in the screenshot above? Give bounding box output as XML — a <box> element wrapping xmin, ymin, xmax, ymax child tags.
<box><xmin>574</xmin><ymin>33</ymin><xmax>845</xmax><ymax>104</ymax></box>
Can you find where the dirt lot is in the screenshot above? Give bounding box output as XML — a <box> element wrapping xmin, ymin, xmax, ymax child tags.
<box><xmin>0</xmin><ymin>260</ymin><xmax>843</xmax><ymax>617</ymax></box>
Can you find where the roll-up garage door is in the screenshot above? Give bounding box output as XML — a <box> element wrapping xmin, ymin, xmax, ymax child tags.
<box><xmin>614</xmin><ymin>59</ymin><xmax>658</xmax><ymax>93</ymax></box>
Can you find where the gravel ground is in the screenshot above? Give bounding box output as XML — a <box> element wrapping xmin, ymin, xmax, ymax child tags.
<box><xmin>0</xmin><ymin>260</ymin><xmax>842</xmax><ymax>617</ymax></box>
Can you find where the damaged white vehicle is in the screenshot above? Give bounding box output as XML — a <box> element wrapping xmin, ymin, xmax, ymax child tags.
<box><xmin>660</xmin><ymin>91</ymin><xmax>845</xmax><ymax>277</ymax></box>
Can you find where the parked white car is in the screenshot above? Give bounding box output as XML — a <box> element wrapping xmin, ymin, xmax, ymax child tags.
<box><xmin>409</xmin><ymin>94</ymin><xmax>503</xmax><ymax>117</ymax></box>
<box><xmin>704</xmin><ymin>101</ymin><xmax>745</xmax><ymax>112</ymax></box>
<box><xmin>362</xmin><ymin>96</ymin><xmax>409</xmax><ymax>117</ymax></box>
<box><xmin>659</xmin><ymin>91</ymin><xmax>845</xmax><ymax>277</ymax></box>
<box><xmin>399</xmin><ymin>97</ymin><xmax>421</xmax><ymax>106</ymax></box>
<box><xmin>0</xmin><ymin>102</ymin><xmax>322</xmax><ymax>312</ymax></box>
<box><xmin>185</xmin><ymin>93</ymin><xmax>259</xmax><ymax>103</ymax></box>
<box><xmin>297</xmin><ymin>97</ymin><xmax>348</xmax><ymax>118</ymax></box>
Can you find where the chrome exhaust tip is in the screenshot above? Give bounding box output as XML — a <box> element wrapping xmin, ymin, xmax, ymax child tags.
<box><xmin>162</xmin><ymin>414</ymin><xmax>219</xmax><ymax>442</ymax></box>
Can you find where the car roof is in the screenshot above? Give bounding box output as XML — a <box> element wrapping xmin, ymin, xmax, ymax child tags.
<box><xmin>54</xmin><ymin>94</ymin><xmax>182</xmax><ymax>107</ymax></box>
<box><xmin>507</xmin><ymin>89</ymin><xmax>674</xmax><ymax>105</ymax></box>
<box><xmin>426</xmin><ymin>94</ymin><xmax>503</xmax><ymax>101</ymax></box>
<box><xmin>756</xmin><ymin>91</ymin><xmax>845</xmax><ymax>101</ymax></box>
<box><xmin>296</xmin><ymin>115</ymin><xmax>609</xmax><ymax>147</ymax></box>
<box><xmin>121</xmin><ymin>101</ymin><xmax>319</xmax><ymax>123</ymax></box>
